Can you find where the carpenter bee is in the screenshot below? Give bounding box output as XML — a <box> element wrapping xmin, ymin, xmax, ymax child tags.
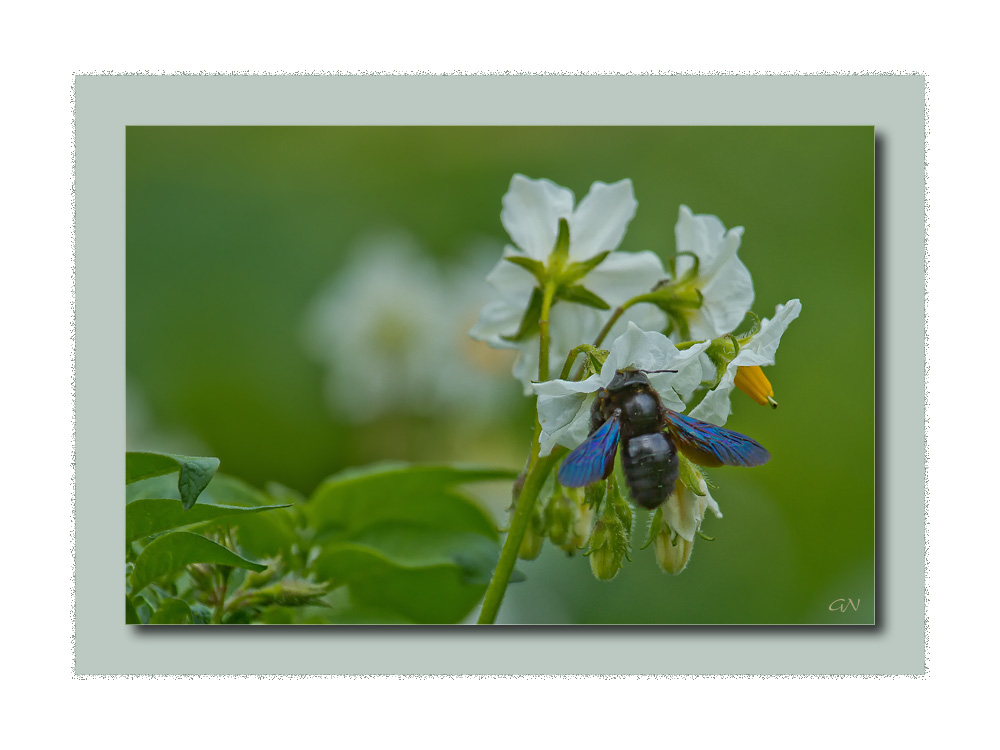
<box><xmin>557</xmin><ymin>369</ymin><xmax>770</xmax><ymax>509</ymax></box>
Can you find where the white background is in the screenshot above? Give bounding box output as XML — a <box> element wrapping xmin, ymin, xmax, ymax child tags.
<box><xmin>1</xmin><ymin>1</ymin><xmax>993</xmax><ymax>746</ymax></box>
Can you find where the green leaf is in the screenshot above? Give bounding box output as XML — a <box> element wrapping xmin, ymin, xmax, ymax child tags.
<box><xmin>307</xmin><ymin>462</ymin><xmax>513</xmax><ymax>538</ymax></box>
<box><xmin>197</xmin><ymin>473</ymin><xmax>270</xmax><ymax>506</ymax></box>
<box><xmin>125</xmin><ymin>596</ymin><xmax>141</xmax><ymax>624</ymax></box>
<box><xmin>126</xmin><ymin>499</ymin><xmax>293</xmax><ymax>543</ymax></box>
<box><xmin>500</xmin><ymin>286</ymin><xmax>543</xmax><ymax>342</ymax></box>
<box><xmin>190</xmin><ymin>603</ymin><xmax>212</xmax><ymax>624</ymax></box>
<box><xmin>311</xmin><ymin>524</ymin><xmax>500</xmax><ymax>623</ymax></box>
<box><xmin>126</xmin><ymin>452</ymin><xmax>220</xmax><ymax>510</ymax></box>
<box><xmin>304</xmin><ymin>463</ymin><xmax>514</xmax><ymax>623</ymax></box>
<box><xmin>197</xmin><ymin>475</ymin><xmax>303</xmax><ymax>560</ymax></box>
<box><xmin>130</xmin><ymin>531</ymin><xmax>267</xmax><ymax>594</ymax></box>
<box><xmin>555</xmin><ymin>283</ymin><xmax>611</xmax><ymax>310</ymax></box>
<box><xmin>133</xmin><ymin>594</ymin><xmax>155</xmax><ymax>624</ymax></box>
<box><xmin>149</xmin><ymin>598</ymin><xmax>193</xmax><ymax>624</ymax></box>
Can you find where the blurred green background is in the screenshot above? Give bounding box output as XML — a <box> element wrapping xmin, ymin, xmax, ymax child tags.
<box><xmin>126</xmin><ymin>126</ymin><xmax>873</xmax><ymax>625</ymax></box>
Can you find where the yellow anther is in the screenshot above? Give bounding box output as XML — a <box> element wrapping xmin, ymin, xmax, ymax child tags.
<box><xmin>734</xmin><ymin>365</ymin><xmax>777</xmax><ymax>408</ymax></box>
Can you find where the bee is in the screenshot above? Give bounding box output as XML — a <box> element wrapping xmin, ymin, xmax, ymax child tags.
<box><xmin>557</xmin><ymin>369</ymin><xmax>771</xmax><ymax>509</ymax></box>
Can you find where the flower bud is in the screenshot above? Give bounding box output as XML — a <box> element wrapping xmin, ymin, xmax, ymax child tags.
<box><xmin>585</xmin><ymin>489</ymin><xmax>633</xmax><ymax>581</ymax></box>
<box><xmin>518</xmin><ymin>500</ymin><xmax>545</xmax><ymax>560</ymax></box>
<box><xmin>567</xmin><ymin>500</ymin><xmax>594</xmax><ymax>554</ymax></box>
<box><xmin>584</xmin><ymin>480</ymin><xmax>607</xmax><ymax>510</ymax></box>
<box><xmin>611</xmin><ymin>491</ymin><xmax>633</xmax><ymax>534</ymax></box>
<box><xmin>653</xmin><ymin>526</ymin><xmax>694</xmax><ymax>575</ymax></box>
<box><xmin>586</xmin><ymin>520</ymin><xmax>624</xmax><ymax>580</ymax></box>
<box><xmin>544</xmin><ymin>492</ymin><xmax>575</xmax><ymax>547</ymax></box>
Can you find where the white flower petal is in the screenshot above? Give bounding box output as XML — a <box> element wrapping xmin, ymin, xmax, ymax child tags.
<box><xmin>468</xmin><ymin>299</ymin><xmax>524</xmax><ymax>349</ymax></box>
<box><xmin>688</xmin><ymin>299</ymin><xmax>801</xmax><ymax>425</ymax></box>
<box><xmin>501</xmin><ymin>174</ymin><xmax>575</xmax><ymax>260</ymax></box>
<box><xmin>695</xmin><ymin>251</ymin><xmax>754</xmax><ymax>338</ymax></box>
<box><xmin>705</xmin><ymin>488</ymin><xmax>723</xmax><ymax>519</ymax></box>
<box><xmin>567</xmin><ymin>179</ymin><xmax>638</xmax><ymax>261</ymax></box>
<box><xmin>585</xmin><ymin>250</ymin><xmax>668</xmax><ymax>307</ymax></box>
<box><xmin>483</xmin><ymin>246</ymin><xmax>537</xmax><ymax>305</ymax></box>
<box><xmin>744</xmin><ymin>299</ymin><xmax>802</xmax><ymax>362</ymax></box>
<box><xmin>511</xmin><ymin>344</ymin><xmax>540</xmax><ymax>395</ymax></box>
<box><xmin>674</xmin><ymin>206</ymin><xmax>735</xmax><ymax>276</ymax></box>
<box><xmin>662</xmin><ymin>487</ymin><xmax>705</xmax><ymax>543</ymax></box>
<box><xmin>688</xmin><ymin>366</ymin><xmax>738</xmax><ymax>425</ymax></box>
<box><xmin>671</xmin><ymin>205</ymin><xmax>754</xmax><ymax>340</ymax></box>
<box><xmin>538</xmin><ymin>392</ymin><xmax>593</xmax><ymax>456</ymax></box>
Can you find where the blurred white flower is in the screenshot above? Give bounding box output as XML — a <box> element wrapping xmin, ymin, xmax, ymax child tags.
<box><xmin>469</xmin><ymin>174</ymin><xmax>667</xmax><ymax>392</ymax></box>
<box><xmin>301</xmin><ymin>231</ymin><xmax>515</xmax><ymax>423</ymax></box>
<box><xmin>533</xmin><ymin>323</ymin><xmax>709</xmax><ymax>457</ymax></box>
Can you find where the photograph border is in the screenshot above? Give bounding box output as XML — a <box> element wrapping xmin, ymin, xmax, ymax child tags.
<box><xmin>76</xmin><ymin>74</ymin><xmax>924</xmax><ymax>675</ymax></box>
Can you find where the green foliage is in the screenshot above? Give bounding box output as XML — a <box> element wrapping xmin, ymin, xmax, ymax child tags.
<box><xmin>125</xmin><ymin>453</ymin><xmax>515</xmax><ymax>625</ymax></box>
<box><xmin>305</xmin><ymin>463</ymin><xmax>515</xmax><ymax>624</ymax></box>
<box><xmin>126</xmin><ymin>499</ymin><xmax>292</xmax><ymax>543</ymax></box>
<box><xmin>130</xmin><ymin>531</ymin><xmax>267</xmax><ymax>594</ymax></box>
<box><xmin>149</xmin><ymin>598</ymin><xmax>193</xmax><ymax>624</ymax></box>
<box><xmin>126</xmin><ymin>451</ymin><xmax>220</xmax><ymax>510</ymax></box>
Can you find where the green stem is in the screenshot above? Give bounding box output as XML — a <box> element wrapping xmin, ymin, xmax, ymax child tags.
<box><xmin>570</xmin><ymin>303</ymin><xmax>628</xmax><ymax>381</ymax></box>
<box><xmin>537</xmin><ymin>281</ymin><xmax>557</xmax><ymax>382</ymax></box>
<box><xmin>477</xmin><ymin>448</ymin><xmax>564</xmax><ymax>624</ymax></box>
<box><xmin>593</xmin><ymin>305</ymin><xmax>625</xmax><ymax>349</ymax></box>
<box><xmin>211</xmin><ymin>570</ymin><xmax>229</xmax><ymax>624</ymax></box>
<box><xmin>559</xmin><ymin>344</ymin><xmax>595</xmax><ymax>381</ymax></box>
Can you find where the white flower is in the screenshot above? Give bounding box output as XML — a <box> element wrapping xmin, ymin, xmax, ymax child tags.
<box><xmin>669</xmin><ymin>205</ymin><xmax>754</xmax><ymax>341</ymax></box>
<box><xmin>662</xmin><ymin>472</ymin><xmax>722</xmax><ymax>544</ymax></box>
<box><xmin>302</xmin><ymin>231</ymin><xmax>514</xmax><ymax>422</ymax></box>
<box><xmin>689</xmin><ymin>299</ymin><xmax>802</xmax><ymax>426</ymax></box>
<box><xmin>469</xmin><ymin>174</ymin><xmax>667</xmax><ymax>392</ymax></box>
<box><xmin>533</xmin><ymin>323</ymin><xmax>710</xmax><ymax>457</ymax></box>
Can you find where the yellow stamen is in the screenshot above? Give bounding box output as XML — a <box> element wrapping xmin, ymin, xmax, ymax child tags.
<box><xmin>734</xmin><ymin>365</ymin><xmax>777</xmax><ymax>408</ymax></box>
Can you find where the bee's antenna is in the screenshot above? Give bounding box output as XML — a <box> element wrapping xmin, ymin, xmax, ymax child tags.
<box><xmin>641</xmin><ymin>368</ymin><xmax>678</xmax><ymax>374</ymax></box>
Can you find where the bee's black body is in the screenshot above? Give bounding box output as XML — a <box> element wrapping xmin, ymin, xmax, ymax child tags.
<box><xmin>559</xmin><ymin>368</ymin><xmax>770</xmax><ymax>510</ymax></box>
<box><xmin>591</xmin><ymin>370</ymin><xmax>679</xmax><ymax>509</ymax></box>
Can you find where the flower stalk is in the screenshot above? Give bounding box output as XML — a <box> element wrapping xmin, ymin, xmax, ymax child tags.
<box><xmin>478</xmin><ymin>447</ymin><xmax>564</xmax><ymax>624</ymax></box>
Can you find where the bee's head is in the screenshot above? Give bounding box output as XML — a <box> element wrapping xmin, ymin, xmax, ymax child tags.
<box><xmin>607</xmin><ymin>369</ymin><xmax>652</xmax><ymax>393</ymax></box>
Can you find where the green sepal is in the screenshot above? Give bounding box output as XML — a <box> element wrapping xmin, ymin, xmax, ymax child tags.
<box><xmin>678</xmin><ymin>454</ymin><xmax>706</xmax><ymax>495</ymax></box>
<box><xmin>634</xmin><ymin>283</ymin><xmax>703</xmax><ymax>312</ymax></box>
<box><xmin>555</xmin><ymin>283</ymin><xmax>611</xmax><ymax>310</ymax></box>
<box><xmin>668</xmin><ymin>251</ymin><xmax>701</xmax><ymax>283</ymax></box>
<box><xmin>561</xmin><ymin>249</ymin><xmax>611</xmax><ymax>284</ymax></box>
<box><xmin>550</xmin><ymin>218</ymin><xmax>571</xmax><ymax>265</ymax></box>
<box><xmin>608</xmin><ymin>475</ymin><xmax>633</xmax><ymax>536</ymax></box>
<box><xmin>503</xmin><ymin>254</ymin><xmax>547</xmax><ymax>285</ymax></box>
<box><xmin>584</xmin><ymin>480</ymin><xmax>607</xmax><ymax>512</ymax></box>
<box><xmin>500</xmin><ymin>286</ymin><xmax>543</xmax><ymax>343</ymax></box>
<box><xmin>735</xmin><ymin>311</ymin><xmax>762</xmax><ymax>343</ymax></box>
<box><xmin>639</xmin><ymin>507</ymin><xmax>664</xmax><ymax>551</ymax></box>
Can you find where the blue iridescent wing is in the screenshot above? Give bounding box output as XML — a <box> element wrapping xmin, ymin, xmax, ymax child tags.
<box><xmin>662</xmin><ymin>410</ymin><xmax>770</xmax><ymax>468</ymax></box>
<box><xmin>557</xmin><ymin>412</ymin><xmax>621</xmax><ymax>487</ymax></box>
